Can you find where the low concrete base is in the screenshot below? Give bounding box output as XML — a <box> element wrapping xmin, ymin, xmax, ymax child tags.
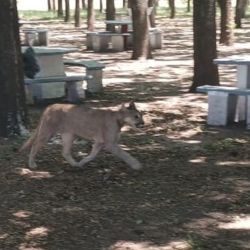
<box><xmin>111</xmin><ymin>35</ymin><xmax>124</xmax><ymax>52</ymax></box>
<box><xmin>92</xmin><ymin>33</ymin><xmax>111</xmax><ymax>52</ymax></box>
<box><xmin>246</xmin><ymin>96</ymin><xmax>250</xmax><ymax>129</ymax></box>
<box><xmin>149</xmin><ymin>29</ymin><xmax>162</xmax><ymax>49</ymax></box>
<box><xmin>29</xmin><ymin>81</ymin><xmax>65</xmax><ymax>101</ymax></box>
<box><xmin>66</xmin><ymin>81</ymin><xmax>85</xmax><ymax>103</ymax></box>
<box><xmin>207</xmin><ymin>91</ymin><xmax>237</xmax><ymax>126</ymax></box>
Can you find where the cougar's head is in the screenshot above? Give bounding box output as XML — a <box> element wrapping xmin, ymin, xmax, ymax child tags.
<box><xmin>121</xmin><ymin>101</ymin><xmax>144</xmax><ymax>129</ymax></box>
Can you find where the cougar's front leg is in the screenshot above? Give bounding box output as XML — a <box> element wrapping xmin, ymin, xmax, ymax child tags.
<box><xmin>61</xmin><ymin>133</ymin><xmax>77</xmax><ymax>166</ymax></box>
<box><xmin>76</xmin><ymin>142</ymin><xmax>103</xmax><ymax>168</ymax></box>
<box><xmin>106</xmin><ymin>144</ymin><xmax>142</xmax><ymax>170</ymax></box>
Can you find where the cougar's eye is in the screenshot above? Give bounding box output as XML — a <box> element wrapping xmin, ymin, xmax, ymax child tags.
<box><xmin>134</xmin><ymin>114</ymin><xmax>140</xmax><ymax>119</ymax></box>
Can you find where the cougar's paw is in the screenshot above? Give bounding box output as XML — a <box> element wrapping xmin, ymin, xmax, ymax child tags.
<box><xmin>72</xmin><ymin>162</ymin><xmax>85</xmax><ymax>169</ymax></box>
<box><xmin>29</xmin><ymin>162</ymin><xmax>37</xmax><ymax>169</ymax></box>
<box><xmin>72</xmin><ymin>162</ymin><xmax>80</xmax><ymax>167</ymax></box>
<box><xmin>131</xmin><ymin>162</ymin><xmax>143</xmax><ymax>171</ymax></box>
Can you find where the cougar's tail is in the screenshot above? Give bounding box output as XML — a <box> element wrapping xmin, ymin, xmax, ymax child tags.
<box><xmin>19</xmin><ymin>129</ymin><xmax>38</xmax><ymax>152</ymax></box>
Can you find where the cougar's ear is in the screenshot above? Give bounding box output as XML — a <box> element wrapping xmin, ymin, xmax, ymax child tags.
<box><xmin>127</xmin><ymin>101</ymin><xmax>136</xmax><ymax>110</ymax></box>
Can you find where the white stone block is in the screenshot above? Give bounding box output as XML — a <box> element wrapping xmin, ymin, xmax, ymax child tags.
<box><xmin>149</xmin><ymin>29</ymin><xmax>162</xmax><ymax>49</ymax></box>
<box><xmin>236</xmin><ymin>65</ymin><xmax>250</xmax><ymax>121</ymax></box>
<box><xmin>30</xmin><ymin>82</ymin><xmax>65</xmax><ymax>100</ymax></box>
<box><xmin>66</xmin><ymin>81</ymin><xmax>85</xmax><ymax>103</ymax></box>
<box><xmin>246</xmin><ymin>96</ymin><xmax>250</xmax><ymax>129</ymax></box>
<box><xmin>36</xmin><ymin>55</ymin><xmax>65</xmax><ymax>77</ymax></box>
<box><xmin>207</xmin><ymin>91</ymin><xmax>237</xmax><ymax>126</ymax></box>
<box><xmin>86</xmin><ymin>32</ymin><xmax>96</xmax><ymax>50</ymax></box>
<box><xmin>92</xmin><ymin>35</ymin><xmax>110</xmax><ymax>52</ymax></box>
<box><xmin>111</xmin><ymin>35</ymin><xmax>124</xmax><ymax>52</ymax></box>
<box><xmin>86</xmin><ymin>69</ymin><xmax>103</xmax><ymax>93</ymax></box>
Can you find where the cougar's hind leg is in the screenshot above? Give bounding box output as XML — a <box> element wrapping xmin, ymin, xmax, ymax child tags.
<box><xmin>61</xmin><ymin>133</ymin><xmax>77</xmax><ymax>166</ymax></box>
<box><xmin>76</xmin><ymin>142</ymin><xmax>104</xmax><ymax>168</ymax></box>
<box><xmin>28</xmin><ymin>132</ymin><xmax>52</xmax><ymax>169</ymax></box>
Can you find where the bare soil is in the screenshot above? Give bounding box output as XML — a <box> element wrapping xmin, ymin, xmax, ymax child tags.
<box><xmin>1</xmin><ymin>17</ymin><xmax>250</xmax><ymax>250</ymax></box>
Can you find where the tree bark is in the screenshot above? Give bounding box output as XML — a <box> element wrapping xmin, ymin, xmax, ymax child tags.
<box><xmin>58</xmin><ymin>0</ymin><xmax>63</xmax><ymax>17</ymax></box>
<box><xmin>52</xmin><ymin>0</ymin><xmax>56</xmax><ymax>11</ymax></box>
<box><xmin>82</xmin><ymin>0</ymin><xmax>86</xmax><ymax>9</ymax></box>
<box><xmin>123</xmin><ymin>0</ymin><xmax>127</xmax><ymax>8</ymax></box>
<box><xmin>148</xmin><ymin>0</ymin><xmax>156</xmax><ymax>28</ymax></box>
<box><xmin>217</xmin><ymin>0</ymin><xmax>234</xmax><ymax>45</ymax></box>
<box><xmin>187</xmin><ymin>0</ymin><xmax>191</xmax><ymax>12</ymax></box>
<box><xmin>99</xmin><ymin>0</ymin><xmax>103</xmax><ymax>13</ymax></box>
<box><xmin>235</xmin><ymin>0</ymin><xmax>248</xmax><ymax>28</ymax></box>
<box><xmin>48</xmin><ymin>0</ymin><xmax>52</xmax><ymax>11</ymax></box>
<box><xmin>190</xmin><ymin>0</ymin><xmax>219</xmax><ymax>92</ymax></box>
<box><xmin>0</xmin><ymin>0</ymin><xmax>28</xmax><ymax>137</ymax></box>
<box><xmin>75</xmin><ymin>0</ymin><xmax>81</xmax><ymax>27</ymax></box>
<box><xmin>106</xmin><ymin>0</ymin><xmax>115</xmax><ymax>32</ymax></box>
<box><xmin>131</xmin><ymin>0</ymin><xmax>152</xmax><ymax>60</ymax></box>
<box><xmin>128</xmin><ymin>0</ymin><xmax>132</xmax><ymax>8</ymax></box>
<box><xmin>87</xmin><ymin>0</ymin><xmax>95</xmax><ymax>31</ymax></box>
<box><xmin>64</xmin><ymin>0</ymin><xmax>70</xmax><ymax>22</ymax></box>
<box><xmin>168</xmin><ymin>0</ymin><xmax>175</xmax><ymax>19</ymax></box>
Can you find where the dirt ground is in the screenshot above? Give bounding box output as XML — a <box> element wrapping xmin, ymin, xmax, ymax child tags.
<box><xmin>1</xmin><ymin>16</ymin><xmax>250</xmax><ymax>250</ymax></box>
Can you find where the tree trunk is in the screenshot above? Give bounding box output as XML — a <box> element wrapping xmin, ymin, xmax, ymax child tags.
<box><xmin>187</xmin><ymin>0</ymin><xmax>191</xmax><ymax>12</ymax></box>
<box><xmin>99</xmin><ymin>0</ymin><xmax>103</xmax><ymax>13</ymax></box>
<box><xmin>123</xmin><ymin>0</ymin><xmax>127</xmax><ymax>8</ymax></box>
<box><xmin>128</xmin><ymin>0</ymin><xmax>132</xmax><ymax>8</ymax></box>
<box><xmin>52</xmin><ymin>0</ymin><xmax>56</xmax><ymax>11</ymax></box>
<box><xmin>48</xmin><ymin>0</ymin><xmax>52</xmax><ymax>11</ymax></box>
<box><xmin>131</xmin><ymin>0</ymin><xmax>152</xmax><ymax>60</ymax></box>
<box><xmin>87</xmin><ymin>0</ymin><xmax>95</xmax><ymax>31</ymax></box>
<box><xmin>106</xmin><ymin>0</ymin><xmax>115</xmax><ymax>32</ymax></box>
<box><xmin>190</xmin><ymin>0</ymin><xmax>219</xmax><ymax>92</ymax></box>
<box><xmin>64</xmin><ymin>0</ymin><xmax>70</xmax><ymax>22</ymax></box>
<box><xmin>235</xmin><ymin>0</ymin><xmax>248</xmax><ymax>28</ymax></box>
<box><xmin>168</xmin><ymin>0</ymin><xmax>175</xmax><ymax>19</ymax></box>
<box><xmin>0</xmin><ymin>0</ymin><xmax>28</xmax><ymax>137</ymax></box>
<box><xmin>75</xmin><ymin>0</ymin><xmax>81</xmax><ymax>27</ymax></box>
<box><xmin>58</xmin><ymin>0</ymin><xmax>63</xmax><ymax>17</ymax></box>
<box><xmin>82</xmin><ymin>0</ymin><xmax>86</xmax><ymax>9</ymax></box>
<box><xmin>217</xmin><ymin>0</ymin><xmax>234</xmax><ymax>45</ymax></box>
<box><xmin>148</xmin><ymin>0</ymin><xmax>156</xmax><ymax>28</ymax></box>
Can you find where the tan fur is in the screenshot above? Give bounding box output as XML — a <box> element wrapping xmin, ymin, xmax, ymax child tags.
<box><xmin>20</xmin><ymin>102</ymin><xmax>144</xmax><ymax>170</ymax></box>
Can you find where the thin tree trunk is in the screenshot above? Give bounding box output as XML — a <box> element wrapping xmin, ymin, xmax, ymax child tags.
<box><xmin>168</xmin><ymin>0</ymin><xmax>175</xmax><ymax>19</ymax></box>
<box><xmin>87</xmin><ymin>0</ymin><xmax>95</xmax><ymax>31</ymax></box>
<box><xmin>217</xmin><ymin>0</ymin><xmax>234</xmax><ymax>45</ymax></box>
<box><xmin>128</xmin><ymin>0</ymin><xmax>132</xmax><ymax>8</ymax></box>
<box><xmin>187</xmin><ymin>0</ymin><xmax>191</xmax><ymax>12</ymax></box>
<box><xmin>64</xmin><ymin>0</ymin><xmax>70</xmax><ymax>22</ymax></box>
<box><xmin>58</xmin><ymin>0</ymin><xmax>63</xmax><ymax>17</ymax></box>
<box><xmin>82</xmin><ymin>0</ymin><xmax>86</xmax><ymax>9</ymax></box>
<box><xmin>123</xmin><ymin>0</ymin><xmax>127</xmax><ymax>8</ymax></box>
<box><xmin>106</xmin><ymin>0</ymin><xmax>115</xmax><ymax>32</ymax></box>
<box><xmin>0</xmin><ymin>0</ymin><xmax>28</xmax><ymax>137</ymax></box>
<box><xmin>100</xmin><ymin>0</ymin><xmax>103</xmax><ymax>13</ymax></box>
<box><xmin>148</xmin><ymin>0</ymin><xmax>156</xmax><ymax>28</ymax></box>
<box><xmin>235</xmin><ymin>0</ymin><xmax>248</xmax><ymax>28</ymax></box>
<box><xmin>131</xmin><ymin>0</ymin><xmax>152</xmax><ymax>60</ymax></box>
<box><xmin>52</xmin><ymin>0</ymin><xmax>56</xmax><ymax>11</ymax></box>
<box><xmin>75</xmin><ymin>0</ymin><xmax>81</xmax><ymax>27</ymax></box>
<box><xmin>48</xmin><ymin>0</ymin><xmax>52</xmax><ymax>11</ymax></box>
<box><xmin>190</xmin><ymin>0</ymin><xmax>219</xmax><ymax>92</ymax></box>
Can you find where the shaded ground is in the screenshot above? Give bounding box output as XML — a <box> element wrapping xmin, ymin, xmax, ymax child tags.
<box><xmin>1</xmin><ymin>16</ymin><xmax>250</xmax><ymax>250</ymax></box>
